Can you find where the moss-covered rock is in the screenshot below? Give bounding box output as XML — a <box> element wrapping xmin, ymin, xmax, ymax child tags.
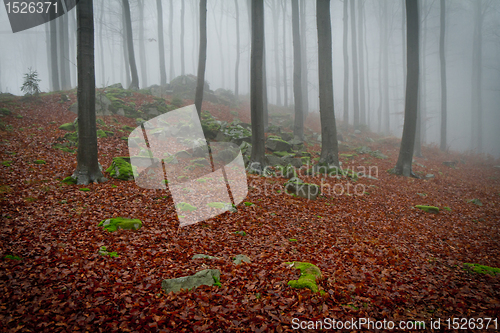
<box><xmin>463</xmin><ymin>263</ymin><xmax>500</xmax><ymax>276</ymax></box>
<box><xmin>64</xmin><ymin>131</ymin><xmax>78</xmax><ymax>143</ymax></box>
<box><xmin>106</xmin><ymin>157</ymin><xmax>135</xmax><ymax>181</ymax></box>
<box><xmin>175</xmin><ymin>202</ymin><xmax>197</xmax><ymax>212</ymax></box>
<box><xmin>286</xmin><ymin>262</ymin><xmax>322</xmax><ymax>293</ymax></box>
<box><xmin>34</xmin><ymin>160</ymin><xmax>46</xmax><ymax>164</ymax></box>
<box><xmin>467</xmin><ymin>198</ymin><xmax>483</xmax><ymax>206</ymax></box>
<box><xmin>415</xmin><ymin>205</ymin><xmax>439</xmax><ymax>213</ymax></box>
<box><xmin>96</xmin><ymin>129</ymin><xmax>107</xmax><ymax>138</ymax></box>
<box><xmin>96</xmin><ymin>118</ymin><xmax>106</xmax><ymax>126</ymax></box>
<box><xmin>98</xmin><ymin>217</ymin><xmax>142</xmax><ymax>232</ymax></box>
<box><xmin>0</xmin><ymin>108</ymin><xmax>11</xmax><ymax>115</ymax></box>
<box><xmin>98</xmin><ymin>246</ymin><xmax>119</xmax><ymax>258</ymax></box>
<box><xmin>62</xmin><ymin>176</ymin><xmax>77</xmax><ymax>184</ymax></box>
<box><xmin>59</xmin><ymin>122</ymin><xmax>75</xmax><ymax>131</ymax></box>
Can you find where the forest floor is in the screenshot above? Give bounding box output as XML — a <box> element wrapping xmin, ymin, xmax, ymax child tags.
<box><xmin>0</xmin><ymin>92</ymin><xmax>499</xmax><ymax>332</ymax></box>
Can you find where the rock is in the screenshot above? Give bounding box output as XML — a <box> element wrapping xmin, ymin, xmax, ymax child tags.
<box><xmin>215</xmin><ymin>149</ymin><xmax>236</xmax><ymax>163</ymax></box>
<box><xmin>107</xmin><ymin>83</ymin><xmax>123</xmax><ymax>89</ymax></box>
<box><xmin>98</xmin><ymin>217</ymin><xmax>142</xmax><ymax>232</ymax></box>
<box><xmin>317</xmin><ymin>134</ymin><xmax>322</xmax><ymax>142</ymax></box>
<box><xmin>370</xmin><ymin>150</ymin><xmax>388</xmax><ymax>159</ymax></box>
<box><xmin>356</xmin><ymin>146</ymin><xmax>372</xmax><ymax>154</ymax></box>
<box><xmin>69</xmin><ymin>102</ymin><xmax>78</xmax><ymax>114</ymax></box>
<box><xmin>362</xmin><ymin>175</ymin><xmax>378</xmax><ymax>180</ymax></box>
<box><xmin>288</xmin><ymin>177</ymin><xmax>303</xmax><ymax>184</ymax></box>
<box><xmin>265</xmin><ymin>154</ymin><xmax>282</xmax><ymax>166</ymax></box>
<box><xmin>425</xmin><ymin>174</ymin><xmax>435</xmax><ymax>179</ymax></box>
<box><xmin>106</xmin><ymin>157</ymin><xmax>135</xmax><ymax>180</ymax></box>
<box><xmin>365</xmin><ymin>137</ymin><xmax>375</xmax><ymax>143</ymax></box>
<box><xmin>239</xmin><ymin>142</ymin><xmax>252</xmax><ymax>156</ymax></box>
<box><xmin>288</xmin><ymin>138</ymin><xmax>303</xmax><ymax>146</ymax></box>
<box><xmin>337</xmin><ymin>133</ymin><xmax>344</xmax><ymax>142</ymax></box>
<box><xmin>192</xmin><ymin>254</ymin><xmax>219</xmax><ymax>260</ymax></box>
<box><xmin>233</xmin><ymin>254</ymin><xmax>251</xmax><ymax>265</ymax></box>
<box><xmin>467</xmin><ymin>198</ymin><xmax>483</xmax><ymax>206</ymax></box>
<box><xmin>279</xmin><ymin>164</ymin><xmax>298</xmax><ymax>179</ymax></box>
<box><xmin>443</xmin><ymin>161</ymin><xmax>457</xmax><ymax>168</ymax></box>
<box><xmin>161</xmin><ymin>269</ymin><xmax>221</xmax><ymax>293</ymax></box>
<box><xmin>266</xmin><ymin>138</ymin><xmax>292</xmax><ymax>152</ymax></box>
<box><xmin>354</xmin><ymin>129</ymin><xmax>361</xmax><ymax>134</ymax></box>
<box><xmin>175</xmin><ymin>150</ymin><xmax>191</xmax><ymax>159</ymax></box>
<box><xmin>59</xmin><ymin>123</ymin><xmax>75</xmax><ymax>131</ymax></box>
<box><xmin>280</xmin><ymin>132</ymin><xmax>293</xmax><ymax>141</ymax></box>
<box><xmin>117</xmin><ymin>108</ymin><xmax>125</xmax><ymax>116</ymax></box>
<box><xmin>286</xmin><ymin>262</ymin><xmax>322</xmax><ymax>293</ymax></box>
<box><xmin>247</xmin><ymin>161</ymin><xmax>262</xmax><ymax>174</ymax></box>
<box><xmin>148</xmin><ymin>108</ymin><xmax>159</xmax><ymax>116</ymax></box>
<box><xmin>285</xmin><ymin>180</ymin><xmax>321</xmax><ymax>200</ymax></box>
<box><xmin>284</xmin><ymin>157</ymin><xmax>303</xmax><ymax>168</ymax></box>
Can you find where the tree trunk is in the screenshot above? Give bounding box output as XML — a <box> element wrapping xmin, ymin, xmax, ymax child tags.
<box><xmin>181</xmin><ymin>0</ymin><xmax>185</xmax><ymax>76</ymax></box>
<box><xmin>401</xmin><ymin>0</ymin><xmax>406</xmax><ymax>88</ymax></box>
<box><xmin>122</xmin><ymin>0</ymin><xmax>139</xmax><ymax>90</ymax></box>
<box><xmin>169</xmin><ymin>0</ymin><xmax>175</xmax><ymax>80</ymax></box>
<box><xmin>300</xmin><ymin>0</ymin><xmax>308</xmax><ymax>119</ymax></box>
<box><xmin>377</xmin><ymin>3</ymin><xmax>382</xmax><ymax>133</ymax></box>
<box><xmin>382</xmin><ymin>1</ymin><xmax>390</xmax><ymax>134</ymax></box>
<box><xmin>439</xmin><ymin>0</ymin><xmax>447</xmax><ymax>151</ymax></box>
<box><xmin>157</xmin><ymin>0</ymin><xmax>167</xmax><ymax>86</ymax></box>
<box><xmin>414</xmin><ymin>0</ymin><xmax>423</xmax><ymax>157</ymax></box>
<box><xmin>212</xmin><ymin>2</ymin><xmax>225</xmax><ymax>89</ymax></box>
<box><xmin>342</xmin><ymin>0</ymin><xmax>349</xmax><ymax>128</ymax></box>
<box><xmin>99</xmin><ymin>0</ymin><xmax>105</xmax><ymax>87</ymax></box>
<box><xmin>50</xmin><ymin>18</ymin><xmax>60</xmax><ymax>91</ymax></box>
<box><xmin>138</xmin><ymin>0</ymin><xmax>147</xmax><ymax>88</ymax></box>
<box><xmin>263</xmin><ymin>29</ymin><xmax>269</xmax><ymax>130</ymax></box>
<box><xmin>58</xmin><ymin>17</ymin><xmax>68</xmax><ymax>90</ymax></box>
<box><xmin>121</xmin><ymin>8</ymin><xmax>131</xmax><ymax>88</ymax></box>
<box><xmin>471</xmin><ymin>0</ymin><xmax>483</xmax><ymax>152</ymax></box>
<box><xmin>45</xmin><ymin>23</ymin><xmax>53</xmax><ymax>91</ymax></box>
<box><xmin>74</xmin><ymin>0</ymin><xmax>106</xmax><ymax>185</ymax></box>
<box><xmin>272</xmin><ymin>0</ymin><xmax>281</xmax><ymax>106</ymax></box>
<box><xmin>291</xmin><ymin>0</ymin><xmax>303</xmax><ymax>140</ymax></box>
<box><xmin>363</xmin><ymin>4</ymin><xmax>370</xmax><ymax>126</ymax></box>
<box><xmin>394</xmin><ymin>0</ymin><xmax>419</xmax><ymax>177</ymax></box>
<box><xmin>62</xmin><ymin>14</ymin><xmax>71</xmax><ymax>90</ymax></box>
<box><xmin>194</xmin><ymin>0</ymin><xmax>207</xmax><ymax>116</ymax></box>
<box><xmin>282</xmin><ymin>0</ymin><xmax>288</xmax><ymax>108</ymax></box>
<box><xmin>250</xmin><ymin>0</ymin><xmax>266</xmax><ymax>168</ymax></box>
<box><xmin>357</xmin><ymin>0</ymin><xmax>366</xmax><ymax>126</ymax></box>
<box><xmin>234</xmin><ymin>0</ymin><xmax>241</xmax><ymax>98</ymax></box>
<box><xmin>317</xmin><ymin>0</ymin><xmax>340</xmax><ymax>168</ymax></box>
<box><xmin>350</xmin><ymin>0</ymin><xmax>359</xmax><ymax>129</ymax></box>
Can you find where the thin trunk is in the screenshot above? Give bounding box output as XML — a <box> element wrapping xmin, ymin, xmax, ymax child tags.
<box><xmin>50</xmin><ymin>18</ymin><xmax>60</xmax><ymax>91</ymax></box>
<box><xmin>282</xmin><ymin>0</ymin><xmax>288</xmax><ymax>108</ymax></box>
<box><xmin>272</xmin><ymin>0</ymin><xmax>281</xmax><ymax>106</ymax></box>
<box><xmin>169</xmin><ymin>0</ymin><xmax>175</xmax><ymax>80</ymax></box>
<box><xmin>99</xmin><ymin>0</ymin><xmax>105</xmax><ymax>87</ymax></box>
<box><xmin>122</xmin><ymin>0</ymin><xmax>139</xmax><ymax>90</ymax></box>
<box><xmin>250</xmin><ymin>0</ymin><xmax>266</xmax><ymax>168</ymax></box>
<box><xmin>402</xmin><ymin>0</ymin><xmax>406</xmax><ymax>88</ymax></box>
<box><xmin>291</xmin><ymin>0</ymin><xmax>304</xmax><ymax>140</ymax></box>
<box><xmin>157</xmin><ymin>0</ymin><xmax>167</xmax><ymax>86</ymax></box>
<box><xmin>263</xmin><ymin>23</ymin><xmax>269</xmax><ymax>129</ymax></box>
<box><xmin>317</xmin><ymin>0</ymin><xmax>340</xmax><ymax>168</ymax></box>
<box><xmin>74</xmin><ymin>0</ymin><xmax>106</xmax><ymax>185</ymax></box>
<box><xmin>350</xmin><ymin>0</ymin><xmax>360</xmax><ymax>129</ymax></box>
<box><xmin>382</xmin><ymin>1</ymin><xmax>390</xmax><ymax>134</ymax></box>
<box><xmin>357</xmin><ymin>0</ymin><xmax>366</xmax><ymax>126</ymax></box>
<box><xmin>63</xmin><ymin>14</ymin><xmax>71</xmax><ymax>89</ymax></box>
<box><xmin>414</xmin><ymin>0</ymin><xmax>423</xmax><ymax>157</ymax></box>
<box><xmin>377</xmin><ymin>3</ymin><xmax>383</xmax><ymax>133</ymax></box>
<box><xmin>363</xmin><ymin>3</ymin><xmax>370</xmax><ymax>127</ymax></box>
<box><xmin>181</xmin><ymin>0</ymin><xmax>185</xmax><ymax>76</ymax></box>
<box><xmin>342</xmin><ymin>0</ymin><xmax>349</xmax><ymax>128</ymax></box>
<box><xmin>471</xmin><ymin>0</ymin><xmax>483</xmax><ymax>152</ymax></box>
<box><xmin>211</xmin><ymin>1</ymin><xmax>225</xmax><ymax>88</ymax></box>
<box><xmin>58</xmin><ymin>16</ymin><xmax>68</xmax><ymax>90</ymax></box>
<box><xmin>420</xmin><ymin>0</ymin><xmax>427</xmax><ymax>144</ymax></box>
<box><xmin>234</xmin><ymin>0</ymin><xmax>241</xmax><ymax>98</ymax></box>
<box><xmin>394</xmin><ymin>0</ymin><xmax>419</xmax><ymax>177</ymax></box>
<box><xmin>439</xmin><ymin>0</ymin><xmax>447</xmax><ymax>151</ymax></box>
<box><xmin>194</xmin><ymin>0</ymin><xmax>207</xmax><ymax>116</ymax></box>
<box><xmin>45</xmin><ymin>23</ymin><xmax>53</xmax><ymax>90</ymax></box>
<box><xmin>139</xmin><ymin>0</ymin><xmax>147</xmax><ymax>88</ymax></box>
<box><xmin>122</xmin><ymin>8</ymin><xmax>131</xmax><ymax>88</ymax></box>
<box><xmin>300</xmin><ymin>0</ymin><xmax>308</xmax><ymax>118</ymax></box>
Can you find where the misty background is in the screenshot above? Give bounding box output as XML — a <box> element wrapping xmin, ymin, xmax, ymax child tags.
<box><xmin>0</xmin><ymin>0</ymin><xmax>499</xmax><ymax>157</ymax></box>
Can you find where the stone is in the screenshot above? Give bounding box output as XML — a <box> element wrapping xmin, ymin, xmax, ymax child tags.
<box><xmin>265</xmin><ymin>154</ymin><xmax>282</xmax><ymax>166</ymax></box>
<box><xmin>356</xmin><ymin>146</ymin><xmax>372</xmax><ymax>154</ymax></box>
<box><xmin>285</xmin><ymin>180</ymin><xmax>321</xmax><ymax>200</ymax></box>
<box><xmin>286</xmin><ymin>262</ymin><xmax>322</xmax><ymax>293</ymax></box>
<box><xmin>106</xmin><ymin>157</ymin><xmax>135</xmax><ymax>180</ymax></box>
<box><xmin>98</xmin><ymin>217</ymin><xmax>142</xmax><ymax>232</ymax></box>
<box><xmin>365</xmin><ymin>137</ymin><xmax>375</xmax><ymax>143</ymax></box>
<box><xmin>59</xmin><ymin>123</ymin><xmax>75</xmax><ymax>131</ymax></box>
<box><xmin>233</xmin><ymin>254</ymin><xmax>251</xmax><ymax>265</ymax></box>
<box><xmin>370</xmin><ymin>150</ymin><xmax>388</xmax><ymax>159</ymax></box>
<box><xmin>161</xmin><ymin>269</ymin><xmax>221</xmax><ymax>293</ymax></box>
<box><xmin>247</xmin><ymin>162</ymin><xmax>262</xmax><ymax>174</ymax></box>
<box><xmin>192</xmin><ymin>254</ymin><xmax>219</xmax><ymax>260</ymax></box>
<box><xmin>280</xmin><ymin>132</ymin><xmax>293</xmax><ymax>141</ymax></box>
<box><xmin>148</xmin><ymin>108</ymin><xmax>159</xmax><ymax>116</ymax></box>
<box><xmin>175</xmin><ymin>150</ymin><xmax>191</xmax><ymax>159</ymax></box>
<box><xmin>266</xmin><ymin>138</ymin><xmax>292</xmax><ymax>152</ymax></box>
<box><xmin>354</xmin><ymin>129</ymin><xmax>361</xmax><ymax>134</ymax></box>
<box><xmin>337</xmin><ymin>133</ymin><xmax>344</xmax><ymax>142</ymax></box>
<box><xmin>117</xmin><ymin>108</ymin><xmax>125</xmax><ymax>116</ymax></box>
<box><xmin>285</xmin><ymin>157</ymin><xmax>303</xmax><ymax>168</ymax></box>
<box><xmin>69</xmin><ymin>102</ymin><xmax>78</xmax><ymax>114</ymax></box>
<box><xmin>443</xmin><ymin>161</ymin><xmax>457</xmax><ymax>168</ymax></box>
<box><xmin>425</xmin><ymin>174</ymin><xmax>435</xmax><ymax>179</ymax></box>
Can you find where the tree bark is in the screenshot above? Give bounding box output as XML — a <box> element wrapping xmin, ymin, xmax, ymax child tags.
<box><xmin>382</xmin><ymin>1</ymin><xmax>390</xmax><ymax>134</ymax></box>
<box><xmin>194</xmin><ymin>0</ymin><xmax>207</xmax><ymax>116</ymax></box>
<box><xmin>282</xmin><ymin>0</ymin><xmax>288</xmax><ymax>108</ymax></box>
<box><xmin>250</xmin><ymin>0</ymin><xmax>266</xmax><ymax>168</ymax></box>
<box><xmin>471</xmin><ymin>0</ymin><xmax>483</xmax><ymax>152</ymax></box>
<box><xmin>181</xmin><ymin>0</ymin><xmax>185</xmax><ymax>76</ymax></box>
<box><xmin>363</xmin><ymin>4</ymin><xmax>370</xmax><ymax>126</ymax></box>
<box><xmin>234</xmin><ymin>0</ymin><xmax>241</xmax><ymax>98</ymax></box>
<box><xmin>74</xmin><ymin>0</ymin><xmax>106</xmax><ymax>185</ymax></box>
<box><xmin>99</xmin><ymin>0</ymin><xmax>105</xmax><ymax>87</ymax></box>
<box><xmin>122</xmin><ymin>0</ymin><xmax>139</xmax><ymax>90</ymax></box>
<box><xmin>157</xmin><ymin>0</ymin><xmax>167</xmax><ymax>86</ymax></box>
<box><xmin>401</xmin><ymin>0</ymin><xmax>406</xmax><ymax>88</ymax></box>
<box><xmin>394</xmin><ymin>0</ymin><xmax>419</xmax><ymax>177</ymax></box>
<box><xmin>291</xmin><ymin>0</ymin><xmax>303</xmax><ymax>140</ymax></box>
<box><xmin>138</xmin><ymin>0</ymin><xmax>147</xmax><ymax>88</ymax></box>
<box><xmin>272</xmin><ymin>0</ymin><xmax>281</xmax><ymax>106</ymax></box>
<box><xmin>350</xmin><ymin>0</ymin><xmax>359</xmax><ymax>129</ymax></box>
<box><xmin>45</xmin><ymin>23</ymin><xmax>53</xmax><ymax>91</ymax></box>
<box><xmin>121</xmin><ymin>7</ymin><xmax>131</xmax><ymax>88</ymax></box>
<box><xmin>342</xmin><ymin>0</ymin><xmax>349</xmax><ymax>128</ymax></box>
<box><xmin>169</xmin><ymin>0</ymin><xmax>175</xmax><ymax>80</ymax></box>
<box><xmin>50</xmin><ymin>18</ymin><xmax>60</xmax><ymax>91</ymax></box>
<box><xmin>60</xmin><ymin>14</ymin><xmax>71</xmax><ymax>90</ymax></box>
<box><xmin>439</xmin><ymin>0</ymin><xmax>447</xmax><ymax>151</ymax></box>
<box><xmin>317</xmin><ymin>0</ymin><xmax>340</xmax><ymax>168</ymax></box>
<box><xmin>357</xmin><ymin>0</ymin><xmax>366</xmax><ymax>126</ymax></box>
<box><xmin>300</xmin><ymin>0</ymin><xmax>308</xmax><ymax>119</ymax></box>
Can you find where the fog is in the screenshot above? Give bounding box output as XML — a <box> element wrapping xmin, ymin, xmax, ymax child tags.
<box><xmin>0</xmin><ymin>0</ymin><xmax>499</xmax><ymax>156</ymax></box>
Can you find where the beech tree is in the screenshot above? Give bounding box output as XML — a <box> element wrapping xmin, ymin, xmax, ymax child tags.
<box><xmin>194</xmin><ymin>0</ymin><xmax>207</xmax><ymax>116</ymax></box>
<box><xmin>439</xmin><ymin>0</ymin><xmax>447</xmax><ymax>151</ymax></box>
<box><xmin>122</xmin><ymin>0</ymin><xmax>139</xmax><ymax>89</ymax></box>
<box><xmin>350</xmin><ymin>0</ymin><xmax>360</xmax><ymax>129</ymax></box>
<box><xmin>291</xmin><ymin>0</ymin><xmax>304</xmax><ymax>140</ymax></box>
<box><xmin>342</xmin><ymin>0</ymin><xmax>349</xmax><ymax>127</ymax></box>
<box><xmin>157</xmin><ymin>0</ymin><xmax>167</xmax><ymax>86</ymax></box>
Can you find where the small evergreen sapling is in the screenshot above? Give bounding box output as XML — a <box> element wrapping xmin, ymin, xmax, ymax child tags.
<box><xmin>21</xmin><ymin>68</ymin><xmax>41</xmax><ymax>97</ymax></box>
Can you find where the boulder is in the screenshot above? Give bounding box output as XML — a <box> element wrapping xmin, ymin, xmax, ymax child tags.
<box><xmin>265</xmin><ymin>154</ymin><xmax>282</xmax><ymax>166</ymax></box>
<box><xmin>233</xmin><ymin>254</ymin><xmax>251</xmax><ymax>265</ymax></box>
<box><xmin>354</xmin><ymin>129</ymin><xmax>361</xmax><ymax>135</ymax></box>
<box><xmin>192</xmin><ymin>254</ymin><xmax>219</xmax><ymax>260</ymax></box>
<box><xmin>443</xmin><ymin>161</ymin><xmax>457</xmax><ymax>168</ymax></box>
<box><xmin>98</xmin><ymin>217</ymin><xmax>142</xmax><ymax>232</ymax></box>
<box><xmin>106</xmin><ymin>157</ymin><xmax>135</xmax><ymax>180</ymax></box>
<box><xmin>59</xmin><ymin>123</ymin><xmax>75</xmax><ymax>131</ymax></box>
<box><xmin>285</xmin><ymin>180</ymin><xmax>321</xmax><ymax>200</ymax></box>
<box><xmin>356</xmin><ymin>146</ymin><xmax>372</xmax><ymax>154</ymax></box>
<box><xmin>117</xmin><ymin>108</ymin><xmax>125</xmax><ymax>116</ymax></box>
<box><xmin>161</xmin><ymin>269</ymin><xmax>221</xmax><ymax>293</ymax></box>
<box><xmin>266</xmin><ymin>138</ymin><xmax>292</xmax><ymax>152</ymax></box>
<box><xmin>370</xmin><ymin>150</ymin><xmax>388</xmax><ymax>159</ymax></box>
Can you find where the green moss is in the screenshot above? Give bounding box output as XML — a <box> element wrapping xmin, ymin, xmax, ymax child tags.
<box><xmin>15</xmin><ymin>114</ymin><xmax>23</xmax><ymax>119</ymax></box>
<box><xmin>79</xmin><ymin>188</ymin><xmax>91</xmax><ymax>191</ymax></box>
<box><xmin>96</xmin><ymin>118</ymin><xmax>106</xmax><ymax>126</ymax></box>
<box><xmin>96</xmin><ymin>129</ymin><xmax>107</xmax><ymax>138</ymax></box>
<box><xmin>273</xmin><ymin>151</ymin><xmax>292</xmax><ymax>157</ymax></box>
<box><xmin>2</xmin><ymin>161</ymin><xmax>12</xmax><ymax>167</ymax></box>
<box><xmin>59</xmin><ymin>122</ymin><xmax>75</xmax><ymax>131</ymax></box>
<box><xmin>235</xmin><ymin>231</ymin><xmax>247</xmax><ymax>236</ymax></box>
<box><xmin>467</xmin><ymin>198</ymin><xmax>483</xmax><ymax>206</ymax></box>
<box><xmin>175</xmin><ymin>202</ymin><xmax>197</xmax><ymax>212</ymax></box>
<box><xmin>34</xmin><ymin>160</ymin><xmax>46</xmax><ymax>164</ymax></box>
<box><xmin>104</xmin><ymin>131</ymin><xmax>114</xmax><ymax>136</ymax></box>
<box><xmin>289</xmin><ymin>238</ymin><xmax>298</xmax><ymax>242</ymax></box>
<box><xmin>0</xmin><ymin>108</ymin><xmax>11</xmax><ymax>115</ymax></box>
<box><xmin>106</xmin><ymin>157</ymin><xmax>135</xmax><ymax>181</ymax></box>
<box><xmin>122</xmin><ymin>125</ymin><xmax>135</xmax><ymax>131</ymax></box>
<box><xmin>213</xmin><ymin>276</ymin><xmax>222</xmax><ymax>287</ymax></box>
<box><xmin>443</xmin><ymin>206</ymin><xmax>452</xmax><ymax>211</ymax></box>
<box><xmin>98</xmin><ymin>217</ymin><xmax>142</xmax><ymax>232</ymax></box>
<box><xmin>98</xmin><ymin>246</ymin><xmax>119</xmax><ymax>258</ymax></box>
<box><xmin>244</xmin><ymin>201</ymin><xmax>254</xmax><ymax>206</ymax></box>
<box><xmin>463</xmin><ymin>263</ymin><xmax>500</xmax><ymax>276</ymax></box>
<box><xmin>64</xmin><ymin>131</ymin><xmax>78</xmax><ymax>143</ymax></box>
<box><xmin>4</xmin><ymin>254</ymin><xmax>22</xmax><ymax>260</ymax></box>
<box><xmin>415</xmin><ymin>205</ymin><xmax>439</xmax><ymax>213</ymax></box>
<box><xmin>62</xmin><ymin>176</ymin><xmax>77</xmax><ymax>184</ymax></box>
<box><xmin>286</xmin><ymin>262</ymin><xmax>322</xmax><ymax>293</ymax></box>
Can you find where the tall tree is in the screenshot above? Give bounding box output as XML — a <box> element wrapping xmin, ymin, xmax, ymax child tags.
<box><xmin>249</xmin><ymin>0</ymin><xmax>266</xmax><ymax>169</ymax></box>
<box><xmin>471</xmin><ymin>0</ymin><xmax>483</xmax><ymax>152</ymax></box>
<box><xmin>394</xmin><ymin>0</ymin><xmax>419</xmax><ymax>177</ymax></box>
<box><xmin>357</xmin><ymin>0</ymin><xmax>366</xmax><ymax>126</ymax></box>
<box><xmin>272</xmin><ymin>0</ymin><xmax>281</xmax><ymax>106</ymax></box>
<box><xmin>138</xmin><ymin>0</ymin><xmax>148</xmax><ymax>87</ymax></box>
<box><xmin>439</xmin><ymin>0</ymin><xmax>447</xmax><ymax>151</ymax></box>
<box><xmin>342</xmin><ymin>0</ymin><xmax>349</xmax><ymax>128</ymax></box>
<box><xmin>157</xmin><ymin>0</ymin><xmax>167</xmax><ymax>86</ymax></box>
<box><xmin>169</xmin><ymin>0</ymin><xmax>175</xmax><ymax>80</ymax></box>
<box><xmin>317</xmin><ymin>0</ymin><xmax>340</xmax><ymax>168</ymax></box>
<box><xmin>282</xmin><ymin>0</ymin><xmax>288</xmax><ymax>107</ymax></box>
<box><xmin>181</xmin><ymin>0</ymin><xmax>185</xmax><ymax>76</ymax></box>
<box><xmin>59</xmin><ymin>14</ymin><xmax>71</xmax><ymax>90</ymax></box>
<box><xmin>194</xmin><ymin>0</ymin><xmax>207</xmax><ymax>116</ymax></box>
<box><xmin>73</xmin><ymin>0</ymin><xmax>106</xmax><ymax>184</ymax></box>
<box><xmin>98</xmin><ymin>0</ymin><xmax>105</xmax><ymax>86</ymax></box>
<box><xmin>401</xmin><ymin>0</ymin><xmax>406</xmax><ymax>86</ymax></box>
<box><xmin>350</xmin><ymin>0</ymin><xmax>360</xmax><ymax>129</ymax></box>
<box><xmin>50</xmin><ymin>18</ymin><xmax>60</xmax><ymax>91</ymax></box>
<box><xmin>122</xmin><ymin>0</ymin><xmax>139</xmax><ymax>89</ymax></box>
<box><xmin>121</xmin><ymin>7</ymin><xmax>131</xmax><ymax>88</ymax></box>
<box><xmin>300</xmin><ymin>0</ymin><xmax>308</xmax><ymax>118</ymax></box>
<box><xmin>45</xmin><ymin>22</ymin><xmax>53</xmax><ymax>90</ymax></box>
<box><xmin>291</xmin><ymin>0</ymin><xmax>304</xmax><ymax>140</ymax></box>
<box><xmin>382</xmin><ymin>0</ymin><xmax>390</xmax><ymax>134</ymax></box>
<box><xmin>363</xmin><ymin>4</ymin><xmax>370</xmax><ymax>126</ymax></box>
<box><xmin>234</xmin><ymin>0</ymin><xmax>241</xmax><ymax>98</ymax></box>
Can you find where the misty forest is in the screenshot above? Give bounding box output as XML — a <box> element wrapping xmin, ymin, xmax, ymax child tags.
<box><xmin>1</xmin><ymin>0</ymin><xmax>499</xmax><ymax>331</ymax></box>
